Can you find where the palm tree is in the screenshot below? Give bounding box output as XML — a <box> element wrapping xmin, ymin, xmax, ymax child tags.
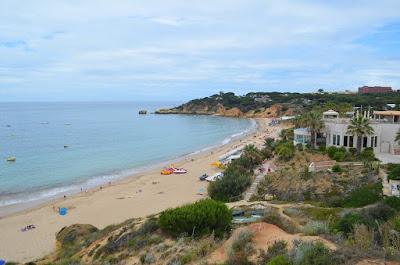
<box><xmin>346</xmin><ymin>115</ymin><xmax>374</xmax><ymax>154</ymax></box>
<box><xmin>243</xmin><ymin>144</ymin><xmax>263</xmax><ymax>166</ymax></box>
<box><xmin>301</xmin><ymin>111</ymin><xmax>324</xmax><ymax>149</ymax></box>
<box><xmin>396</xmin><ymin>129</ymin><xmax>400</xmax><ymax>144</ymax></box>
<box><xmin>275</xmin><ymin>142</ymin><xmax>295</xmax><ymax>161</ymax></box>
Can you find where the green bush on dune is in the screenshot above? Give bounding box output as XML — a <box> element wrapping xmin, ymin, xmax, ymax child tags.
<box><xmin>158</xmin><ymin>199</ymin><xmax>232</xmax><ymax>238</ymax></box>
<box><xmin>208</xmin><ymin>145</ymin><xmax>264</xmax><ymax>202</ymax></box>
<box><xmin>340</xmin><ymin>183</ymin><xmax>382</xmax><ymax>207</ymax></box>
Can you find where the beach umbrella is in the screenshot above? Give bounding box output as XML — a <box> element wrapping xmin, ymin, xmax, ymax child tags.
<box><xmin>59</xmin><ymin>207</ymin><xmax>68</xmax><ymax>216</ymax></box>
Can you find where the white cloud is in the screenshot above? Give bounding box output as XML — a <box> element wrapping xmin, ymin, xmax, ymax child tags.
<box><xmin>0</xmin><ymin>0</ymin><xmax>400</xmax><ymax>100</ymax></box>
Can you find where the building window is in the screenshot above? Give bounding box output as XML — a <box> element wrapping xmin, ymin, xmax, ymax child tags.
<box><xmin>375</xmin><ymin>136</ymin><xmax>378</xmax><ymax>147</ymax></box>
<box><xmin>344</xmin><ymin>136</ymin><xmax>348</xmax><ymax>147</ymax></box>
<box><xmin>349</xmin><ymin>136</ymin><xmax>354</xmax><ymax>147</ymax></box>
<box><xmin>333</xmin><ymin>134</ymin><xmax>336</xmax><ymax>145</ymax></box>
<box><xmin>371</xmin><ymin>137</ymin><xmax>374</xmax><ymax>147</ymax></box>
<box><xmin>337</xmin><ymin>135</ymin><xmax>340</xmax><ymax>146</ymax></box>
<box><xmin>363</xmin><ymin>137</ymin><xmax>368</xmax><ymax>148</ymax></box>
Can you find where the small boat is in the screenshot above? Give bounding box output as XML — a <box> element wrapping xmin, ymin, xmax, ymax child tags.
<box><xmin>199</xmin><ymin>174</ymin><xmax>208</xmax><ymax>181</ymax></box>
<box><xmin>206</xmin><ymin>172</ymin><xmax>223</xmax><ymax>182</ymax></box>
<box><xmin>161</xmin><ymin>168</ymin><xmax>174</xmax><ymax>175</ymax></box>
<box><xmin>64</xmin><ymin>123</ymin><xmax>71</xmax><ymax>126</ymax></box>
<box><xmin>64</xmin><ymin>145</ymin><xmax>70</xmax><ymax>148</ymax></box>
<box><xmin>173</xmin><ymin>168</ymin><xmax>187</xmax><ymax>174</ymax></box>
<box><xmin>6</xmin><ymin>156</ymin><xmax>16</xmax><ymax>162</ymax></box>
<box><xmin>211</xmin><ymin>161</ymin><xmax>223</xmax><ymax>167</ymax></box>
<box><xmin>138</xmin><ymin>110</ymin><xmax>147</xmax><ymax>115</ymax></box>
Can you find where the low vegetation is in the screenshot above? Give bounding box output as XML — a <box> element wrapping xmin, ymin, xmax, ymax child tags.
<box><xmin>208</xmin><ymin>144</ymin><xmax>264</xmax><ymax>202</ymax></box>
<box><xmin>158</xmin><ymin>199</ymin><xmax>232</xmax><ymax>238</ymax></box>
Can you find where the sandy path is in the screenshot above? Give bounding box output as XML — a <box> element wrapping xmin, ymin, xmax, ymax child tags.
<box><xmin>0</xmin><ymin>118</ymin><xmax>277</xmax><ymax>263</ymax></box>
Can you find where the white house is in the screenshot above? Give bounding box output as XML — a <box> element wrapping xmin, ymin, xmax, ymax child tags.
<box><xmin>323</xmin><ymin>110</ymin><xmax>400</xmax><ymax>156</ymax></box>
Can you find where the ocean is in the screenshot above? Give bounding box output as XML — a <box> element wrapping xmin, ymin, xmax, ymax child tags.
<box><xmin>0</xmin><ymin>102</ymin><xmax>254</xmax><ymax>209</ymax></box>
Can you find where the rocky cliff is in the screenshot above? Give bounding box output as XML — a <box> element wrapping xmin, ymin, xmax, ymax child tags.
<box><xmin>156</xmin><ymin>102</ymin><xmax>290</xmax><ymax>118</ymax></box>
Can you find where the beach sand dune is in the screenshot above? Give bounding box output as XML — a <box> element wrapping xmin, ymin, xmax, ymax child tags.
<box><xmin>0</xmin><ymin>118</ymin><xmax>277</xmax><ymax>263</ymax></box>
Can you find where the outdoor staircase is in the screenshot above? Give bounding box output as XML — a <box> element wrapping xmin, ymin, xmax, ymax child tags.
<box><xmin>243</xmin><ymin>161</ymin><xmax>272</xmax><ymax>201</ymax></box>
<box><xmin>381</xmin><ymin>170</ymin><xmax>391</xmax><ymax>196</ymax></box>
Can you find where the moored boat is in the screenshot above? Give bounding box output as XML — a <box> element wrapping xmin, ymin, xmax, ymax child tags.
<box><xmin>6</xmin><ymin>156</ymin><xmax>16</xmax><ymax>162</ymax></box>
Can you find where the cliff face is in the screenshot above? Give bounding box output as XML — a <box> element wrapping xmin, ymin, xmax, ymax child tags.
<box><xmin>156</xmin><ymin>102</ymin><xmax>284</xmax><ymax>118</ymax></box>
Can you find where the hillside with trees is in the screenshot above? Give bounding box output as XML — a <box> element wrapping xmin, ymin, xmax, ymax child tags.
<box><xmin>155</xmin><ymin>91</ymin><xmax>400</xmax><ymax>117</ymax></box>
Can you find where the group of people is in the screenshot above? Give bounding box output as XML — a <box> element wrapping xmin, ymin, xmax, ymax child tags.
<box><xmin>21</xmin><ymin>224</ymin><xmax>36</xmax><ymax>232</ymax></box>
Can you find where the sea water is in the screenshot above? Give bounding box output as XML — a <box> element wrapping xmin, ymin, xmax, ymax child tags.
<box><xmin>0</xmin><ymin>102</ymin><xmax>254</xmax><ymax>210</ymax></box>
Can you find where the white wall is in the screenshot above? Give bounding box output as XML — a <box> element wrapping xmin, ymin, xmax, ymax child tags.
<box><xmin>324</xmin><ymin>119</ymin><xmax>400</xmax><ymax>154</ymax></box>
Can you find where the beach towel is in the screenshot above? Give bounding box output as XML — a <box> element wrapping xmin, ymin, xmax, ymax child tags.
<box><xmin>0</xmin><ymin>259</ymin><xmax>5</xmax><ymax>265</ymax></box>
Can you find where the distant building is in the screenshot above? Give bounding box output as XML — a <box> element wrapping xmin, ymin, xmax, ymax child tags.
<box><xmin>358</xmin><ymin>86</ymin><xmax>393</xmax><ymax>94</ymax></box>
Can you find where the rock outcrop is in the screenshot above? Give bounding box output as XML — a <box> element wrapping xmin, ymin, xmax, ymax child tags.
<box><xmin>156</xmin><ymin>103</ymin><xmax>284</xmax><ymax>118</ymax></box>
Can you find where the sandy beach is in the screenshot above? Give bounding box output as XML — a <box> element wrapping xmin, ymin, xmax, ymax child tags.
<box><xmin>0</xmin><ymin>118</ymin><xmax>279</xmax><ymax>263</ymax></box>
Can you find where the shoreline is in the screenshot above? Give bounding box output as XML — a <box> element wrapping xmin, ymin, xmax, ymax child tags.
<box><xmin>0</xmin><ymin>118</ymin><xmax>257</xmax><ymax>217</ymax></box>
<box><xmin>0</xmin><ymin>118</ymin><xmax>277</xmax><ymax>263</ymax></box>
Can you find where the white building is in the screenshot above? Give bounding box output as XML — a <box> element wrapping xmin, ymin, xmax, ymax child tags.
<box><xmin>323</xmin><ymin>110</ymin><xmax>400</xmax><ymax>156</ymax></box>
<box><xmin>293</xmin><ymin>128</ymin><xmax>311</xmax><ymax>146</ymax></box>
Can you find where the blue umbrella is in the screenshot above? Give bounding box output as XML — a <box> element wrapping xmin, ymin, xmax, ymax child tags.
<box><xmin>59</xmin><ymin>207</ymin><xmax>68</xmax><ymax>216</ymax></box>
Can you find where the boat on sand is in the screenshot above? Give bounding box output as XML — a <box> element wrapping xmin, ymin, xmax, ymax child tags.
<box><xmin>161</xmin><ymin>168</ymin><xmax>174</xmax><ymax>175</ymax></box>
<box><xmin>161</xmin><ymin>167</ymin><xmax>188</xmax><ymax>175</ymax></box>
<box><xmin>173</xmin><ymin>168</ymin><xmax>187</xmax><ymax>174</ymax></box>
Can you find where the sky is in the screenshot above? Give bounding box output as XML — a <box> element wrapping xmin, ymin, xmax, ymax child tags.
<box><xmin>1</xmin><ymin>0</ymin><xmax>400</xmax><ymax>102</ymax></box>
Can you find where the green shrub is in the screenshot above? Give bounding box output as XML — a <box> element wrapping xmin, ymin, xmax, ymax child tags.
<box><xmin>361</xmin><ymin>202</ymin><xmax>395</xmax><ymax>224</ymax></box>
<box><xmin>337</xmin><ymin>212</ymin><xmax>367</xmax><ymax>235</ymax></box>
<box><xmin>158</xmin><ymin>199</ymin><xmax>231</xmax><ymax>238</ymax></box>
<box><xmin>208</xmin><ymin>146</ymin><xmax>263</xmax><ymax>201</ymax></box>
<box><xmin>292</xmin><ymin>241</ymin><xmax>334</xmax><ymax>265</ymax></box>
<box><xmin>302</xmin><ymin>207</ymin><xmax>340</xmax><ymax>222</ymax></box>
<box><xmin>349</xmin><ymin>147</ymin><xmax>357</xmax><ymax>155</ymax></box>
<box><xmin>318</xmin><ymin>144</ymin><xmax>326</xmax><ymax>153</ymax></box>
<box><xmin>393</xmin><ymin>216</ymin><xmax>400</xmax><ymax>232</ymax></box>
<box><xmin>387</xmin><ymin>164</ymin><xmax>400</xmax><ymax>180</ymax></box>
<box><xmin>226</xmin><ymin>228</ymin><xmax>254</xmax><ymax>265</ymax></box>
<box><xmin>384</xmin><ymin>196</ymin><xmax>400</xmax><ymax>211</ymax></box>
<box><xmin>344</xmin><ymin>151</ymin><xmax>356</xmax><ymax>161</ymax></box>
<box><xmin>340</xmin><ymin>183</ymin><xmax>382</xmax><ymax>207</ymax></box>
<box><xmin>208</xmin><ymin>168</ymin><xmax>251</xmax><ymax>201</ymax></box>
<box><xmin>360</xmin><ymin>147</ymin><xmax>375</xmax><ymax>162</ymax></box>
<box><xmin>332</xmin><ymin>151</ymin><xmax>345</xmax><ymax>162</ymax></box>
<box><xmin>296</xmin><ymin>143</ymin><xmax>304</xmax><ymax>151</ymax></box>
<box><xmin>260</xmin><ymin>240</ymin><xmax>288</xmax><ymax>264</ymax></box>
<box><xmin>331</xmin><ymin>164</ymin><xmax>342</xmax><ymax>173</ymax></box>
<box><xmin>264</xmin><ymin>208</ymin><xmax>298</xmax><ymax>234</ymax></box>
<box><xmin>266</xmin><ymin>255</ymin><xmax>292</xmax><ymax>265</ymax></box>
<box><xmin>275</xmin><ymin>141</ymin><xmax>295</xmax><ymax>161</ymax></box>
<box><xmin>327</xmin><ymin>146</ymin><xmax>338</xmax><ymax>159</ymax></box>
<box><xmin>303</xmin><ymin>221</ymin><xmax>329</xmax><ymax>235</ymax></box>
<box><xmin>179</xmin><ymin>252</ymin><xmax>195</xmax><ymax>264</ymax></box>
